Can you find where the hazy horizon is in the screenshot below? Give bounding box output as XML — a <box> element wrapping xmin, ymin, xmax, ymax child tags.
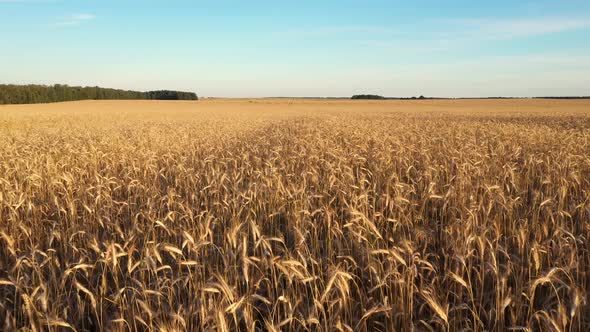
<box><xmin>2</xmin><ymin>0</ymin><xmax>590</xmax><ymax>98</ymax></box>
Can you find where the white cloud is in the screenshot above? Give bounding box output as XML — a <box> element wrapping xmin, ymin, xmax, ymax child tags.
<box><xmin>444</xmin><ymin>17</ymin><xmax>590</xmax><ymax>40</ymax></box>
<box><xmin>278</xmin><ymin>26</ymin><xmax>397</xmax><ymax>38</ymax></box>
<box><xmin>357</xmin><ymin>40</ymin><xmax>450</xmax><ymax>53</ymax></box>
<box><xmin>51</xmin><ymin>13</ymin><xmax>95</xmax><ymax>27</ymax></box>
<box><xmin>355</xmin><ymin>17</ymin><xmax>590</xmax><ymax>55</ymax></box>
<box><xmin>71</xmin><ymin>13</ymin><xmax>95</xmax><ymax>21</ymax></box>
<box><xmin>0</xmin><ymin>0</ymin><xmax>56</xmax><ymax>3</ymax></box>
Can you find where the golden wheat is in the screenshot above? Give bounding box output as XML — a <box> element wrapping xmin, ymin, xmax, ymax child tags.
<box><xmin>0</xmin><ymin>99</ymin><xmax>589</xmax><ymax>331</ymax></box>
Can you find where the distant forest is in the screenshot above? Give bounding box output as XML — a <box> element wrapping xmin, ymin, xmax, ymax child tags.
<box><xmin>352</xmin><ymin>94</ymin><xmax>590</xmax><ymax>100</ymax></box>
<box><xmin>351</xmin><ymin>94</ymin><xmax>386</xmax><ymax>100</ymax></box>
<box><xmin>352</xmin><ymin>94</ymin><xmax>427</xmax><ymax>100</ymax></box>
<box><xmin>0</xmin><ymin>84</ymin><xmax>198</xmax><ymax>105</ymax></box>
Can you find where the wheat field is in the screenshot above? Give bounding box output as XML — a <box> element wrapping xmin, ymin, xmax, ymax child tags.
<box><xmin>0</xmin><ymin>99</ymin><xmax>589</xmax><ymax>331</ymax></box>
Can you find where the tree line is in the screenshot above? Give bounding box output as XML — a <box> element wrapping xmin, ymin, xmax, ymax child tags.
<box><xmin>351</xmin><ymin>94</ymin><xmax>386</xmax><ymax>100</ymax></box>
<box><xmin>144</xmin><ymin>90</ymin><xmax>198</xmax><ymax>101</ymax></box>
<box><xmin>0</xmin><ymin>84</ymin><xmax>198</xmax><ymax>105</ymax></box>
<box><xmin>352</xmin><ymin>94</ymin><xmax>427</xmax><ymax>100</ymax></box>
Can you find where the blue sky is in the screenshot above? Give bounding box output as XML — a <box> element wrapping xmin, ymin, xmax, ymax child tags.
<box><xmin>1</xmin><ymin>0</ymin><xmax>590</xmax><ymax>97</ymax></box>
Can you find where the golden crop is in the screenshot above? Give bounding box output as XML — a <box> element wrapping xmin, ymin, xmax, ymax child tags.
<box><xmin>0</xmin><ymin>99</ymin><xmax>589</xmax><ymax>331</ymax></box>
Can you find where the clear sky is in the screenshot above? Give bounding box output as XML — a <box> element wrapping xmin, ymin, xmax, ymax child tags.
<box><xmin>1</xmin><ymin>0</ymin><xmax>590</xmax><ymax>97</ymax></box>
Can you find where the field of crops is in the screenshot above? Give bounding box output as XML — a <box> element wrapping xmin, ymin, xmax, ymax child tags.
<box><xmin>0</xmin><ymin>99</ymin><xmax>589</xmax><ymax>331</ymax></box>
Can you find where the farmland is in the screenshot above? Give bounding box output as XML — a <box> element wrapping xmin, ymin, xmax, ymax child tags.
<box><xmin>0</xmin><ymin>99</ymin><xmax>589</xmax><ymax>331</ymax></box>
